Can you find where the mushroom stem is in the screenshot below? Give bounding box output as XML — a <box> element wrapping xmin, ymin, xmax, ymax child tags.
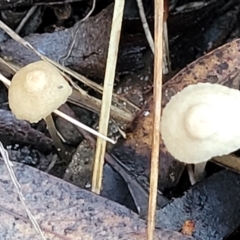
<box><xmin>187</xmin><ymin>164</ymin><xmax>196</xmax><ymax>185</ymax></box>
<box><xmin>194</xmin><ymin>162</ymin><xmax>207</xmax><ymax>182</ymax></box>
<box><xmin>187</xmin><ymin>162</ymin><xmax>207</xmax><ymax>185</ymax></box>
<box><xmin>45</xmin><ymin>114</ymin><xmax>71</xmax><ymax>162</ymax></box>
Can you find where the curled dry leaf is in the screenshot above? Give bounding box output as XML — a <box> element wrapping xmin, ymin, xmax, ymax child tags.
<box><xmin>114</xmin><ymin>38</ymin><xmax>240</xmax><ymax>191</ymax></box>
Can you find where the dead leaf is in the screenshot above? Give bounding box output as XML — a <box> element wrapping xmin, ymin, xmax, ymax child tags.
<box><xmin>115</xmin><ymin>38</ymin><xmax>240</xmax><ymax>191</ymax></box>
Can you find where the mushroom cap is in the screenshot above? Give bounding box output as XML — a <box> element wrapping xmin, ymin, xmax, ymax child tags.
<box><xmin>161</xmin><ymin>83</ymin><xmax>240</xmax><ymax>164</ymax></box>
<box><xmin>9</xmin><ymin>61</ymin><xmax>72</xmax><ymax>123</ymax></box>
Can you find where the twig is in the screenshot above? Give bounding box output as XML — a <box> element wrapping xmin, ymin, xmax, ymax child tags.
<box><xmin>15</xmin><ymin>6</ymin><xmax>38</xmax><ymax>34</ymax></box>
<box><xmin>135</xmin><ymin>0</ymin><xmax>154</xmax><ymax>53</ymax></box>
<box><xmin>162</xmin><ymin>1</ymin><xmax>171</xmax><ymax>73</ymax></box>
<box><xmin>136</xmin><ymin>0</ymin><xmax>170</xmax><ymax>74</ymax></box>
<box><xmin>91</xmin><ymin>0</ymin><xmax>125</xmax><ymax>194</ymax></box>
<box><xmin>147</xmin><ymin>0</ymin><xmax>164</xmax><ymax>239</ymax></box>
<box><xmin>58</xmin><ymin>0</ymin><xmax>96</xmax><ymax>65</ymax></box>
<box><xmin>0</xmin><ymin>72</ymin><xmax>11</xmax><ymax>86</ymax></box>
<box><xmin>0</xmin><ymin>142</ymin><xmax>46</xmax><ymax>240</ymax></box>
<box><xmin>53</xmin><ymin>110</ymin><xmax>115</xmax><ymax>143</ymax></box>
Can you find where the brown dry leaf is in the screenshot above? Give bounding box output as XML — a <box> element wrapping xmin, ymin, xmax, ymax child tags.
<box><xmin>116</xmin><ymin>38</ymin><xmax>240</xmax><ymax>191</ymax></box>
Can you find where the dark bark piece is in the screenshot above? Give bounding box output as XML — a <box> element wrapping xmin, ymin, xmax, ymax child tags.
<box><xmin>169</xmin><ymin>1</ymin><xmax>240</xmax><ymax>70</ymax></box>
<box><xmin>0</xmin><ymin>28</ymin><xmax>71</xmax><ymax>64</ymax></box>
<box><xmin>0</xmin><ymin>109</ymin><xmax>53</xmax><ymax>152</ymax></box>
<box><xmin>168</xmin><ymin>0</ymin><xmax>230</xmax><ymax>37</ymax></box>
<box><xmin>0</xmin><ymin>4</ymin><xmax>112</xmax><ymax>78</ymax></box>
<box><xmin>0</xmin><ymin>0</ymin><xmax>82</xmax><ymax>10</ymax></box>
<box><xmin>0</xmin><ymin>161</ymin><xmax>193</xmax><ymax>240</ymax></box>
<box><xmin>156</xmin><ymin>170</ymin><xmax>240</xmax><ymax>240</ymax></box>
<box><xmin>0</xmin><ymin>4</ymin><xmax>147</xmax><ymax>78</ymax></box>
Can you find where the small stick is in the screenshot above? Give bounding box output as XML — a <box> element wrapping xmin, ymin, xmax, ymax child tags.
<box><xmin>15</xmin><ymin>6</ymin><xmax>38</xmax><ymax>34</ymax></box>
<box><xmin>147</xmin><ymin>0</ymin><xmax>164</xmax><ymax>239</ymax></box>
<box><xmin>136</xmin><ymin>0</ymin><xmax>170</xmax><ymax>74</ymax></box>
<box><xmin>57</xmin><ymin>0</ymin><xmax>96</xmax><ymax>65</ymax></box>
<box><xmin>53</xmin><ymin>110</ymin><xmax>115</xmax><ymax>144</ymax></box>
<box><xmin>91</xmin><ymin>0</ymin><xmax>125</xmax><ymax>194</ymax></box>
<box><xmin>0</xmin><ymin>72</ymin><xmax>12</xmax><ymax>86</ymax></box>
<box><xmin>135</xmin><ymin>0</ymin><xmax>154</xmax><ymax>53</ymax></box>
<box><xmin>0</xmin><ymin>73</ymin><xmax>115</xmax><ymax>144</ymax></box>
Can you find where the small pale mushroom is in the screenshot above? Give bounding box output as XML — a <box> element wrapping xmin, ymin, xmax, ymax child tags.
<box><xmin>7</xmin><ymin>60</ymin><xmax>114</xmax><ymax>162</ymax></box>
<box><xmin>9</xmin><ymin>61</ymin><xmax>72</xmax><ymax>122</ymax></box>
<box><xmin>8</xmin><ymin>60</ymin><xmax>72</xmax><ymax>160</ymax></box>
<box><xmin>160</xmin><ymin>83</ymin><xmax>240</xmax><ymax>183</ymax></box>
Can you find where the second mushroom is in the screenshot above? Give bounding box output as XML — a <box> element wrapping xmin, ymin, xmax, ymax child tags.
<box><xmin>160</xmin><ymin>83</ymin><xmax>240</xmax><ymax>183</ymax></box>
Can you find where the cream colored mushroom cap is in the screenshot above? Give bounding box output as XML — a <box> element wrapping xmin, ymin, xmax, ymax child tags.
<box><xmin>161</xmin><ymin>83</ymin><xmax>240</xmax><ymax>164</ymax></box>
<box><xmin>9</xmin><ymin>61</ymin><xmax>72</xmax><ymax>123</ymax></box>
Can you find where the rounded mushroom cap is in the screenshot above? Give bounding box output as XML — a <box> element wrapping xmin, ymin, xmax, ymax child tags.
<box><xmin>9</xmin><ymin>61</ymin><xmax>72</xmax><ymax>123</ymax></box>
<box><xmin>161</xmin><ymin>83</ymin><xmax>240</xmax><ymax>164</ymax></box>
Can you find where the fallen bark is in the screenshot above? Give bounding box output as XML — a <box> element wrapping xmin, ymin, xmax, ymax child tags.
<box><xmin>0</xmin><ymin>4</ymin><xmax>146</xmax><ymax>78</ymax></box>
<box><xmin>0</xmin><ymin>0</ymin><xmax>81</xmax><ymax>10</ymax></box>
<box><xmin>156</xmin><ymin>170</ymin><xmax>240</xmax><ymax>240</ymax></box>
<box><xmin>0</xmin><ymin>109</ymin><xmax>53</xmax><ymax>152</ymax></box>
<box><xmin>0</xmin><ymin>161</ymin><xmax>193</xmax><ymax>240</ymax></box>
<box><xmin>0</xmin><ymin>5</ymin><xmax>112</xmax><ymax>78</ymax></box>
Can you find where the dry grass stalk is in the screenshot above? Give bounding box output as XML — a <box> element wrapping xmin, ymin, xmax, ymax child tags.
<box><xmin>136</xmin><ymin>0</ymin><xmax>154</xmax><ymax>53</ymax></box>
<box><xmin>15</xmin><ymin>6</ymin><xmax>38</xmax><ymax>34</ymax></box>
<box><xmin>147</xmin><ymin>0</ymin><xmax>164</xmax><ymax>239</ymax></box>
<box><xmin>136</xmin><ymin>0</ymin><xmax>170</xmax><ymax>74</ymax></box>
<box><xmin>0</xmin><ymin>142</ymin><xmax>46</xmax><ymax>240</ymax></box>
<box><xmin>91</xmin><ymin>0</ymin><xmax>125</xmax><ymax>194</ymax></box>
